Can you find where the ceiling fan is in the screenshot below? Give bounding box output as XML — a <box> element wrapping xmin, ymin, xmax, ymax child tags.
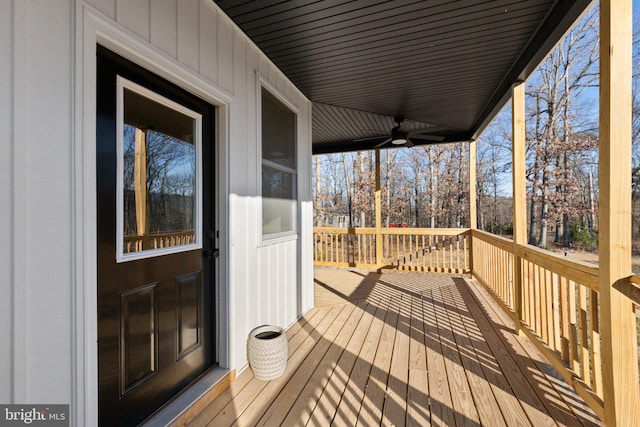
<box><xmin>354</xmin><ymin>115</ymin><xmax>446</xmax><ymax>148</ymax></box>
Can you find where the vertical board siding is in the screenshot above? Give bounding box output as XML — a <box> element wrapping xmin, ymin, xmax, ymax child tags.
<box><xmin>298</xmin><ymin>99</ymin><xmax>315</xmax><ymax>315</ymax></box>
<box><xmin>150</xmin><ymin>0</ymin><xmax>178</xmax><ymax>58</ymax></box>
<box><xmin>217</xmin><ymin>15</ymin><xmax>234</xmax><ymax>93</ymax></box>
<box><xmin>258</xmin><ymin>239</ymin><xmax>298</xmax><ymax>329</ymax></box>
<box><xmin>198</xmin><ymin>1</ymin><xmax>218</xmax><ymax>83</ymax></box>
<box><xmin>6</xmin><ymin>0</ymin><xmax>75</xmax><ymax>404</ymax></box>
<box><xmin>177</xmin><ymin>0</ymin><xmax>200</xmax><ymax>71</ymax></box>
<box><xmin>244</xmin><ymin>46</ymin><xmax>259</xmax><ymax>195</ymax></box>
<box><xmin>228</xmin><ymin>194</ymin><xmax>250</xmax><ymax>368</ymax></box>
<box><xmin>116</xmin><ymin>0</ymin><xmax>150</xmax><ymax>41</ymax></box>
<box><xmin>84</xmin><ymin>0</ymin><xmax>116</xmax><ymax>19</ymax></box>
<box><xmin>0</xmin><ymin>0</ymin><xmax>12</xmax><ymax>404</ymax></box>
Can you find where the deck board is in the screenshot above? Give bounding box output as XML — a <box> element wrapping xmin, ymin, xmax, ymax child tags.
<box><xmin>279</xmin><ymin>302</ymin><xmax>366</xmax><ymax>426</ymax></box>
<box><xmin>446</xmin><ymin>282</ymin><xmax>532</xmax><ymax>427</ymax></box>
<box><xmin>188</xmin><ymin>268</ymin><xmax>602</xmax><ymax>427</ymax></box>
<box><xmin>355</xmin><ymin>295</ymin><xmax>397</xmax><ymax>426</ymax></box>
<box><xmin>310</xmin><ymin>299</ymin><xmax>378</xmax><ymax>426</ymax></box>
<box><xmin>255</xmin><ymin>302</ymin><xmax>359</xmax><ymax>426</ymax></box>
<box><xmin>465</xmin><ymin>278</ymin><xmax>602</xmax><ymax>427</ymax></box>
<box><xmin>332</xmin><ymin>299</ymin><xmax>388</xmax><ymax>425</ymax></box>
<box><xmin>439</xmin><ymin>285</ymin><xmax>507</xmax><ymax>427</ymax></box>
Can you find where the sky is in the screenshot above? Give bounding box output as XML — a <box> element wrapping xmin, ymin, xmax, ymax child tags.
<box><xmin>478</xmin><ymin>0</ymin><xmax>640</xmax><ymax>196</ymax></box>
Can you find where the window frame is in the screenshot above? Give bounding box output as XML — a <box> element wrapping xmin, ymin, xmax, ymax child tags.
<box><xmin>258</xmin><ymin>76</ymin><xmax>299</xmax><ymax>243</ymax></box>
<box><xmin>115</xmin><ymin>76</ymin><xmax>203</xmax><ymax>262</ymax></box>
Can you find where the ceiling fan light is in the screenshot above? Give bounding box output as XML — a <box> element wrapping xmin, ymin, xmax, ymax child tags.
<box><xmin>392</xmin><ymin>137</ymin><xmax>407</xmax><ymax>145</ymax></box>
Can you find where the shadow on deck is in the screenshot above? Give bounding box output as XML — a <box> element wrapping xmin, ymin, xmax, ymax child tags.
<box><xmin>187</xmin><ymin>268</ymin><xmax>602</xmax><ymax>426</ymax></box>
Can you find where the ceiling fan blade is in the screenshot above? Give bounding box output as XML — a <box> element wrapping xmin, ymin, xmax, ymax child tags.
<box><xmin>409</xmin><ymin>125</ymin><xmax>451</xmax><ymax>134</ymax></box>
<box><xmin>362</xmin><ymin>129</ymin><xmax>390</xmax><ymax>136</ymax></box>
<box><xmin>374</xmin><ymin>138</ymin><xmax>392</xmax><ymax>148</ymax></box>
<box><xmin>353</xmin><ymin>136</ymin><xmax>390</xmax><ymax>143</ymax></box>
<box><xmin>408</xmin><ymin>134</ymin><xmax>446</xmax><ymax>142</ymax></box>
<box><xmin>407</xmin><ymin>125</ymin><xmax>452</xmax><ymax>143</ymax></box>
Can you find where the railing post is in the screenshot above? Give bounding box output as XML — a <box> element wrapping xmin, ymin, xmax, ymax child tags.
<box><xmin>375</xmin><ymin>149</ymin><xmax>383</xmax><ymax>271</ymax></box>
<box><xmin>469</xmin><ymin>139</ymin><xmax>477</xmax><ymax>274</ymax></box>
<box><xmin>512</xmin><ymin>81</ymin><xmax>526</xmax><ymax>334</ymax></box>
<box><xmin>599</xmin><ymin>1</ymin><xmax>640</xmax><ymax>425</ymax></box>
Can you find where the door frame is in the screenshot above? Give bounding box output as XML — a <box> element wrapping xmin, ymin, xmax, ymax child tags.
<box><xmin>74</xmin><ymin>6</ymin><xmax>232</xmax><ymax>426</ymax></box>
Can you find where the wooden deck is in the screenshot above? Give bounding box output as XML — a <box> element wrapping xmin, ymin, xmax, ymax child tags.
<box><xmin>188</xmin><ymin>268</ymin><xmax>602</xmax><ymax>426</ymax></box>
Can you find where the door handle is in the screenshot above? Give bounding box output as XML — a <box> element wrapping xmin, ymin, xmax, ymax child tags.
<box><xmin>203</xmin><ymin>248</ymin><xmax>219</xmax><ymax>259</ymax></box>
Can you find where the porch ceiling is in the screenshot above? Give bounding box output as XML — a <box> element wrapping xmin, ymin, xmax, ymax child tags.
<box><xmin>214</xmin><ymin>0</ymin><xmax>592</xmax><ymax>154</ymax></box>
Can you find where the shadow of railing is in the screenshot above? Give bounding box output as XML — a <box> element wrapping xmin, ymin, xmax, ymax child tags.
<box><xmin>192</xmin><ymin>270</ymin><xmax>602</xmax><ymax>426</ymax></box>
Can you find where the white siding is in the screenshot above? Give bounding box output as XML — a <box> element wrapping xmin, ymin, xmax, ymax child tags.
<box><xmin>177</xmin><ymin>0</ymin><xmax>200</xmax><ymax>71</ymax></box>
<box><xmin>0</xmin><ymin>0</ymin><xmax>74</xmax><ymax>405</ymax></box>
<box><xmin>198</xmin><ymin>1</ymin><xmax>218</xmax><ymax>83</ymax></box>
<box><xmin>24</xmin><ymin>0</ymin><xmax>74</xmax><ymax>404</ymax></box>
<box><xmin>85</xmin><ymin>0</ymin><xmax>116</xmax><ymax>19</ymax></box>
<box><xmin>150</xmin><ymin>0</ymin><xmax>178</xmax><ymax>57</ymax></box>
<box><xmin>0</xmin><ymin>0</ymin><xmax>314</xmax><ymax>418</ymax></box>
<box><xmin>116</xmin><ymin>0</ymin><xmax>150</xmax><ymax>41</ymax></box>
<box><xmin>0</xmin><ymin>0</ymin><xmax>13</xmax><ymax>404</ymax></box>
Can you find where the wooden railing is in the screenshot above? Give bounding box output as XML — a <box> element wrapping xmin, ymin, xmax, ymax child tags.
<box><xmin>620</xmin><ymin>274</ymin><xmax>640</xmax><ymax>306</ymax></box>
<box><xmin>381</xmin><ymin>228</ymin><xmax>469</xmax><ymax>273</ymax></box>
<box><xmin>470</xmin><ymin>231</ymin><xmax>515</xmax><ymax>308</ymax></box>
<box><xmin>313</xmin><ymin>227</ymin><xmax>470</xmax><ymax>273</ymax></box>
<box><xmin>313</xmin><ymin>226</ymin><xmax>640</xmax><ymax>422</ymax></box>
<box><xmin>313</xmin><ymin>227</ymin><xmax>377</xmax><ymax>268</ymax></box>
<box><xmin>472</xmin><ymin>229</ymin><xmax>604</xmax><ymax>418</ymax></box>
<box><xmin>124</xmin><ymin>231</ymin><xmax>196</xmax><ymax>253</ymax></box>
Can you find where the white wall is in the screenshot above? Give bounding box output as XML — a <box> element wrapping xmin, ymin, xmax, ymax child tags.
<box><xmin>0</xmin><ymin>0</ymin><xmax>75</xmax><ymax>405</ymax></box>
<box><xmin>0</xmin><ymin>0</ymin><xmax>314</xmax><ymax>423</ymax></box>
<box><xmin>0</xmin><ymin>0</ymin><xmax>13</xmax><ymax>405</ymax></box>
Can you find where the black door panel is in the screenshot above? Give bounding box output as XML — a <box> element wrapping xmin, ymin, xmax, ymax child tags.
<box><xmin>97</xmin><ymin>46</ymin><xmax>216</xmax><ymax>427</ymax></box>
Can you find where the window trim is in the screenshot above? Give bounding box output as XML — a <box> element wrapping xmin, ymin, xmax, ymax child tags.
<box><xmin>115</xmin><ymin>76</ymin><xmax>203</xmax><ymax>263</ymax></box>
<box><xmin>257</xmin><ymin>75</ymin><xmax>299</xmax><ymax>242</ymax></box>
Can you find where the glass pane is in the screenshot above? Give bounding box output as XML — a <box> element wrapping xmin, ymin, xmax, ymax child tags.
<box><xmin>262</xmin><ymin>165</ymin><xmax>295</xmax><ymax>235</ymax></box>
<box><xmin>261</xmin><ymin>88</ymin><xmax>296</xmax><ymax>169</ymax></box>
<box><xmin>122</xmin><ymin>87</ymin><xmax>198</xmax><ymax>255</ymax></box>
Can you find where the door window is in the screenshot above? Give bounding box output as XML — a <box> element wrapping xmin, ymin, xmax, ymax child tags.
<box><xmin>117</xmin><ymin>77</ymin><xmax>202</xmax><ymax>262</ymax></box>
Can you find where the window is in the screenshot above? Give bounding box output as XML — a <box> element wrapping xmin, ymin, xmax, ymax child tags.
<box><xmin>261</xmin><ymin>87</ymin><xmax>297</xmax><ymax>238</ymax></box>
<box><xmin>117</xmin><ymin>77</ymin><xmax>202</xmax><ymax>261</ymax></box>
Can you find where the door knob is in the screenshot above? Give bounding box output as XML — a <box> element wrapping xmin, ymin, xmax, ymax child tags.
<box><xmin>203</xmin><ymin>248</ymin><xmax>219</xmax><ymax>259</ymax></box>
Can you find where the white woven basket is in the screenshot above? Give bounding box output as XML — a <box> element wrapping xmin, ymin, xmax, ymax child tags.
<box><xmin>247</xmin><ymin>325</ymin><xmax>288</xmax><ymax>381</ymax></box>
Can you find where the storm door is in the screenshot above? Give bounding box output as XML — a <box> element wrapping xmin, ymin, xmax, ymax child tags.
<box><xmin>96</xmin><ymin>46</ymin><xmax>216</xmax><ymax>426</ymax></box>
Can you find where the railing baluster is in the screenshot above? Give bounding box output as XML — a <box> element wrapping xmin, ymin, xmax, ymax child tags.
<box><xmin>447</xmin><ymin>237</ymin><xmax>453</xmax><ymax>273</ymax></box>
<box><xmin>569</xmin><ymin>280</ymin><xmax>580</xmax><ymax>373</ymax></box>
<box><xmin>545</xmin><ymin>269</ymin><xmax>554</xmax><ymax>346</ymax></box>
<box><xmin>590</xmin><ymin>289</ymin><xmax>602</xmax><ymax>398</ymax></box>
<box><xmin>579</xmin><ymin>285</ymin><xmax>591</xmax><ymax>386</ymax></box>
<box><xmin>560</xmin><ymin>276</ymin><xmax>570</xmax><ymax>364</ymax></box>
<box><xmin>429</xmin><ymin>235</ymin><xmax>434</xmax><ymax>271</ymax></box>
<box><xmin>540</xmin><ymin>267</ymin><xmax>549</xmax><ymax>343</ymax></box>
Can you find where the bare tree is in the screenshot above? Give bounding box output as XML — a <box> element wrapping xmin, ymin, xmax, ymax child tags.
<box><xmin>525</xmin><ymin>8</ymin><xmax>599</xmax><ymax>248</ymax></box>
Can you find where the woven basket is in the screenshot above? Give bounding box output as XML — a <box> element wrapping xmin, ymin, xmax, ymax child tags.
<box><xmin>247</xmin><ymin>325</ymin><xmax>288</xmax><ymax>381</ymax></box>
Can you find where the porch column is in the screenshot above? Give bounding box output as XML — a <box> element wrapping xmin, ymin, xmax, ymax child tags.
<box><xmin>134</xmin><ymin>128</ymin><xmax>149</xmax><ymax>250</ymax></box>
<box><xmin>469</xmin><ymin>139</ymin><xmax>477</xmax><ymax>273</ymax></box>
<box><xmin>375</xmin><ymin>148</ymin><xmax>383</xmax><ymax>270</ymax></box>
<box><xmin>469</xmin><ymin>139</ymin><xmax>477</xmax><ymax>229</ymax></box>
<box><xmin>512</xmin><ymin>81</ymin><xmax>526</xmax><ymax>333</ymax></box>
<box><xmin>599</xmin><ymin>1</ymin><xmax>640</xmax><ymax>425</ymax></box>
